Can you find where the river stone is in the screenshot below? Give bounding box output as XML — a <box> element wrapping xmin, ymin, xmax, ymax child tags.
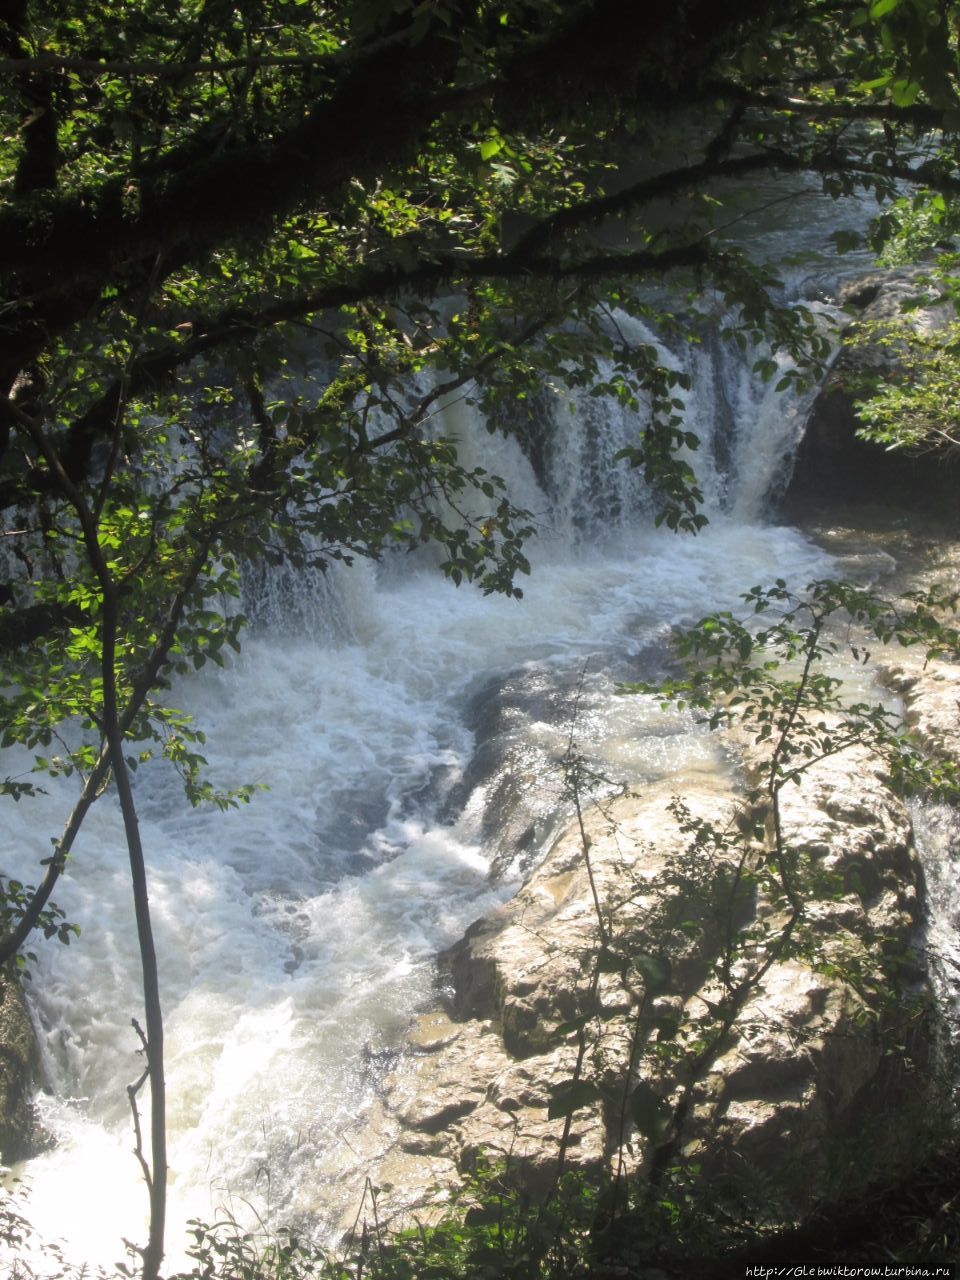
<box><xmin>370</xmin><ymin>739</ymin><xmax>932</xmax><ymax>1227</ymax></box>
<box><xmin>0</xmin><ymin>973</ymin><xmax>45</xmax><ymax>1164</ymax></box>
<box><xmin>883</xmin><ymin>658</ymin><xmax>960</xmax><ymax>761</ymax></box>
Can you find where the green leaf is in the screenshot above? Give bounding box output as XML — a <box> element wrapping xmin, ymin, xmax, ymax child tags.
<box><xmin>629</xmin><ymin>1082</ymin><xmax>673</xmax><ymax>1139</ymax></box>
<box><xmin>855</xmin><ymin>74</ymin><xmax>893</xmax><ymax>92</ymax></box>
<box><xmin>630</xmin><ymin>953</ymin><xmax>672</xmax><ymax>994</ymax></box>
<box><xmin>547</xmin><ymin>1080</ymin><xmax>601</xmax><ymax>1120</ymax></box>
<box><xmin>890</xmin><ymin>79</ymin><xmax>921</xmax><ymax>107</ymax></box>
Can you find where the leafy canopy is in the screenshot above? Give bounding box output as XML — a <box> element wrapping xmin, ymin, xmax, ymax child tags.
<box><xmin>2</xmin><ymin>0</ymin><xmax>960</xmax><ymax>962</ymax></box>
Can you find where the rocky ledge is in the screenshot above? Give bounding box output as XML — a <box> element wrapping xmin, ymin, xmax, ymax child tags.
<box><xmin>785</xmin><ymin>267</ymin><xmax>957</xmax><ymax>516</ymax></box>
<box><xmin>883</xmin><ymin>657</ymin><xmax>960</xmax><ymax>763</ymax></box>
<box><xmin>357</xmin><ymin>694</ymin><xmax>949</xmax><ymax>1230</ymax></box>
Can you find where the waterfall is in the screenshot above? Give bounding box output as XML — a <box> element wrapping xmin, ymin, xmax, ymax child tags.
<box><xmin>1</xmin><ymin>255</ymin><xmax>951</xmax><ymax>1272</ymax></box>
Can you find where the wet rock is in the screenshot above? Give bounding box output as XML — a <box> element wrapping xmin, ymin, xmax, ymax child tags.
<box><xmin>439</xmin><ymin>666</ymin><xmax>580</xmax><ymax>877</ymax></box>
<box><xmin>0</xmin><ymin>974</ymin><xmax>46</xmax><ymax>1164</ymax></box>
<box><xmin>441</xmin><ymin>650</ymin><xmax>671</xmax><ymax>881</ymax></box>
<box><xmin>883</xmin><ymin>658</ymin><xmax>960</xmax><ymax>761</ymax></box>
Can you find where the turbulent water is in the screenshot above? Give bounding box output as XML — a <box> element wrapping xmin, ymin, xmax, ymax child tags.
<box><xmin>1</xmin><ymin>214</ymin><xmax>954</xmax><ymax>1271</ymax></box>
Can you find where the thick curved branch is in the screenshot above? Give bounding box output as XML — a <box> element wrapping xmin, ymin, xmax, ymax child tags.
<box><xmin>0</xmin><ymin>30</ymin><xmax>468</xmax><ymax>292</ymax></box>
<box><xmin>756</xmin><ymin>91</ymin><xmax>948</xmax><ymax>129</ymax></box>
<box><xmin>511</xmin><ymin>152</ymin><xmax>792</xmax><ymax>258</ymax></box>
<box><xmin>0</xmin><ymin>2</ymin><xmax>794</xmax><ymax>324</ymax></box>
<box><xmin>3</xmin><ymin>240</ymin><xmax>718</xmax><ymax>506</ymax></box>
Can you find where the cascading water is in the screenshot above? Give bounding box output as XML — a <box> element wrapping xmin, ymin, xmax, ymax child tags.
<box><xmin>2</xmin><ymin>234</ymin><xmax>955</xmax><ymax>1273</ymax></box>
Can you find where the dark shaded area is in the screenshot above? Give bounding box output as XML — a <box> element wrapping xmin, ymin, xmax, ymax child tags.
<box><xmin>562</xmin><ymin>1140</ymin><xmax>960</xmax><ymax>1278</ymax></box>
<box><xmin>697</xmin><ymin>1141</ymin><xmax>960</xmax><ymax>1277</ymax></box>
<box><xmin>0</xmin><ymin>600</ymin><xmax>87</xmax><ymax>657</ymax></box>
<box><xmin>782</xmin><ymin>271</ymin><xmax>959</xmax><ymax>524</ymax></box>
<box><xmin>782</xmin><ymin>376</ymin><xmax>959</xmax><ymax>521</ymax></box>
<box><xmin>0</xmin><ymin>974</ymin><xmax>49</xmax><ymax>1163</ymax></box>
<box><xmin>0</xmin><ymin>0</ymin><xmax>787</xmax><ymax>403</ymax></box>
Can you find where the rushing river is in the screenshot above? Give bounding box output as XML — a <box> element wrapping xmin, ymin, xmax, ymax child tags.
<box><xmin>2</xmin><ymin>208</ymin><xmax>954</xmax><ymax>1272</ymax></box>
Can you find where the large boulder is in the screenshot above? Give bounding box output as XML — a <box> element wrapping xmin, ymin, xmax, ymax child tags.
<box><xmin>373</xmin><ymin>739</ymin><xmax>933</xmax><ymax>1224</ymax></box>
<box><xmin>783</xmin><ymin>269</ymin><xmax>955</xmax><ymax>515</ymax></box>
<box><xmin>0</xmin><ymin>973</ymin><xmax>45</xmax><ymax>1164</ymax></box>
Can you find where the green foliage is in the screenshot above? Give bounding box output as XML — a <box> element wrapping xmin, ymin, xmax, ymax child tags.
<box><xmin>852</xmin><ymin>317</ymin><xmax>960</xmax><ymax>455</ymax></box>
<box><xmin>2</xmin><ymin>0</ymin><xmax>884</xmax><ymax>978</ymax></box>
<box><xmin>3</xmin><ymin>1162</ymin><xmax>602</xmax><ymax>1280</ymax></box>
<box><xmin>0</xmin><ymin>873</ymin><xmax>78</xmax><ymax>978</ymax></box>
<box><xmin>3</xmin><ymin>1</ymin><xmax>958</xmax><ymax>872</ymax></box>
<box><xmin>5</xmin><ymin>1135</ymin><xmax>960</xmax><ymax>1279</ymax></box>
<box><xmin>872</xmin><ymin>192</ymin><xmax>960</xmax><ymax>265</ymax></box>
<box><xmin>636</xmin><ymin>577</ymin><xmax>960</xmax><ymax>796</ymax></box>
<box><xmin>522</xmin><ymin>575</ymin><xmax>960</xmax><ymax>1266</ymax></box>
<box><xmin>628</xmin><ymin>574</ymin><xmax>960</xmax><ymax>1001</ymax></box>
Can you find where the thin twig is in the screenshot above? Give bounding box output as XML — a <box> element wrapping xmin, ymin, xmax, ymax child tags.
<box><xmin>127</xmin><ymin>1019</ymin><xmax>153</xmax><ymax>1194</ymax></box>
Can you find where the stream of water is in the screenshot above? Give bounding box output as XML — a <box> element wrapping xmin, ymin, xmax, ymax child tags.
<box><xmin>2</xmin><ymin>210</ymin><xmax>956</xmax><ymax>1272</ymax></box>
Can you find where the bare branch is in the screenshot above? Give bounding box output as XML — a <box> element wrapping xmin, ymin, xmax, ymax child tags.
<box><xmin>126</xmin><ymin>1019</ymin><xmax>153</xmax><ymax>1194</ymax></box>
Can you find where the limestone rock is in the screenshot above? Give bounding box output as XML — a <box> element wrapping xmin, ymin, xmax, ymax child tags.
<box><xmin>883</xmin><ymin>658</ymin><xmax>960</xmax><ymax>761</ymax></box>
<box><xmin>370</xmin><ymin>744</ymin><xmax>931</xmax><ymax>1226</ymax></box>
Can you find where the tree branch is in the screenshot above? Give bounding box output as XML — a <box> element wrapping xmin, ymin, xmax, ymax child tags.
<box><xmin>0</xmin><ymin>412</ymin><xmax>218</xmax><ymax>965</ymax></box>
<box><xmin>4</xmin><ymin>241</ymin><xmax>717</xmax><ymax>505</ymax></box>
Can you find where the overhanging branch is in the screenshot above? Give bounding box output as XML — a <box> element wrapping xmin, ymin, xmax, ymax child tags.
<box><xmin>4</xmin><ymin>240</ymin><xmax>718</xmax><ymax>505</ymax></box>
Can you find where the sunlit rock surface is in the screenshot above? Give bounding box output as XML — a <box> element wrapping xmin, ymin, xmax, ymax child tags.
<box><xmin>365</xmin><ymin>735</ymin><xmax>933</xmax><ymax>1226</ymax></box>
<box><xmin>885</xmin><ymin>658</ymin><xmax>960</xmax><ymax>761</ymax></box>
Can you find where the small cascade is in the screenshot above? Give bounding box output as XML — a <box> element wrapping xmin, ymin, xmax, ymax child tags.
<box><xmin>423</xmin><ymin>389</ymin><xmax>550</xmax><ymax>540</ymax></box>
<box><xmin>241</xmin><ymin>552</ymin><xmax>380</xmax><ymax>642</ymax></box>
<box><xmin>472</xmin><ymin>300</ymin><xmax>843</xmax><ymax>542</ymax></box>
<box><xmin>529</xmin><ymin>313</ymin><xmax>673</xmax><ymax>540</ymax></box>
<box><xmin>726</xmin><ymin>304</ymin><xmax>842</xmax><ymax>520</ymax></box>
